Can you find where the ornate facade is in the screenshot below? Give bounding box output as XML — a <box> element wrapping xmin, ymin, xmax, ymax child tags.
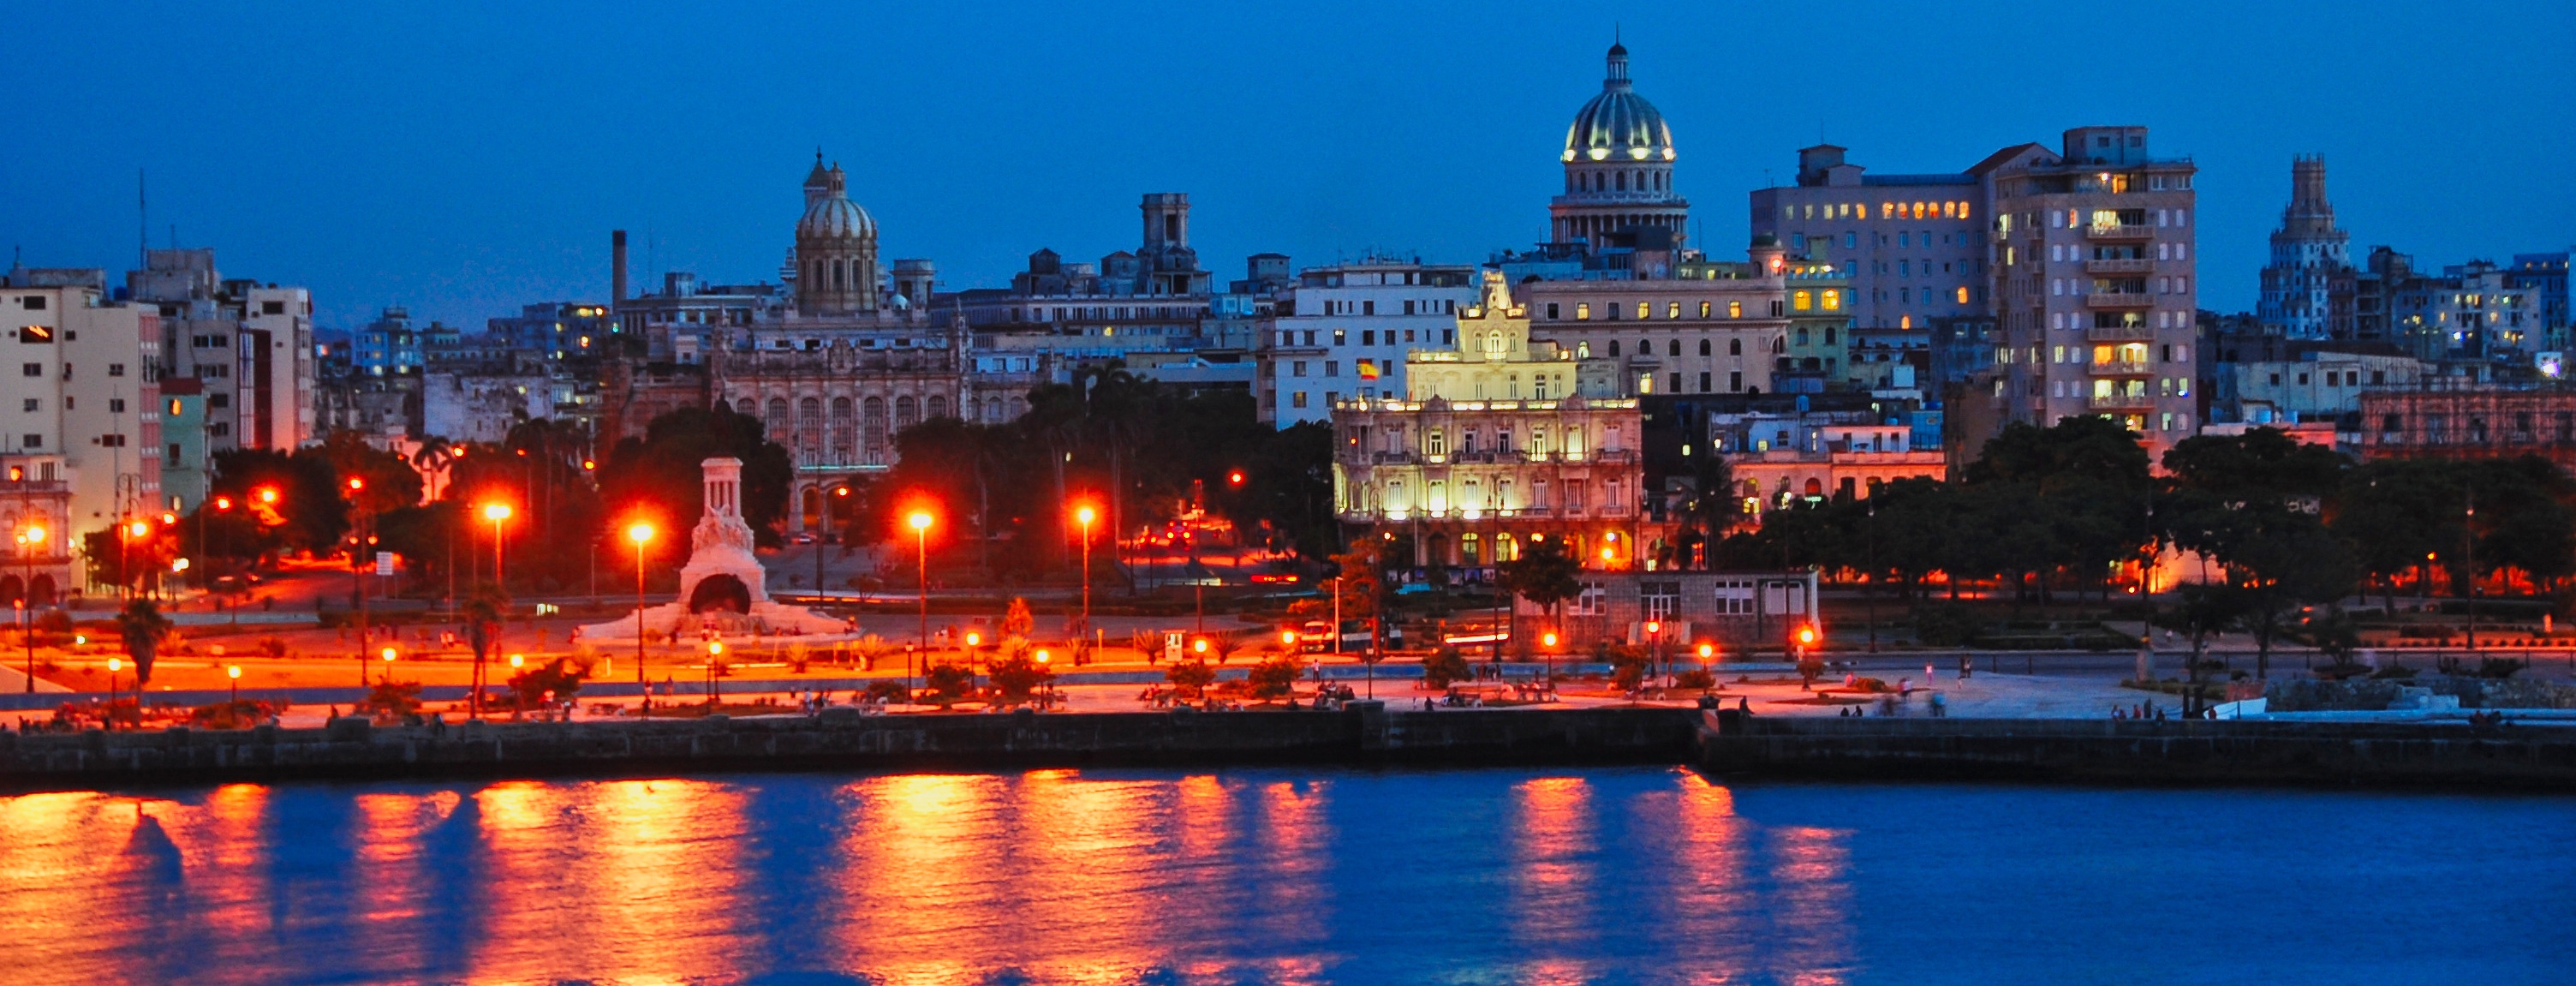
<box><xmin>1333</xmin><ymin>272</ymin><xmax>1655</xmax><ymax>573</ymax></box>
<box><xmin>602</xmin><ymin>156</ymin><xmax>1052</xmax><ymax>535</ymax></box>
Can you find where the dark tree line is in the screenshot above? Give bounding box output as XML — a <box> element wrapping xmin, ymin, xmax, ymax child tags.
<box><xmin>1706</xmin><ymin>420</ymin><xmax>2576</xmax><ymax>666</ymax></box>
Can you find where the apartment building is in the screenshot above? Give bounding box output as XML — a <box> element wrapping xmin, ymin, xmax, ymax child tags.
<box><xmin>1260</xmin><ymin>259</ymin><xmax>1478</xmax><ymax>427</ymax></box>
<box><xmin>1</xmin><ymin>266</ymin><xmax>163</xmax><ymax>595</ymax></box>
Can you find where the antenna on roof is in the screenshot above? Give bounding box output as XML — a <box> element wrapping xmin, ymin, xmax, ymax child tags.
<box><xmin>137</xmin><ymin>169</ymin><xmax>148</xmax><ymax>269</ymax></box>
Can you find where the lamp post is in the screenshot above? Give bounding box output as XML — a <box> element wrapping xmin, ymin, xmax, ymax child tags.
<box><xmin>629</xmin><ymin>523</ymin><xmax>653</xmax><ymax>713</ymax></box>
<box><xmin>909</xmin><ymin>510</ymin><xmax>933</xmax><ymax>694</ymax></box>
<box><xmin>379</xmin><ymin>646</ymin><xmax>396</xmax><ymax>688</ymax></box>
<box><xmin>349</xmin><ymin>476</ymin><xmax>369</xmax><ymax>690</ymax></box>
<box><xmin>482</xmin><ymin>503</ymin><xmax>512</xmax><ymax>589</ymax></box>
<box><xmin>106</xmin><ymin>656</ymin><xmax>121</xmax><ymax>728</ymax></box>
<box><xmin>1541</xmin><ymin>630</ymin><xmax>1560</xmax><ymax>701</ymax></box>
<box><xmin>1074</xmin><ymin>504</ymin><xmax>1096</xmax><ymax>644</ymax></box>
<box><xmin>16</xmin><ymin>524</ymin><xmax>44</xmax><ymax>693</ymax></box>
<box><xmin>226</xmin><ymin>663</ymin><xmax>241</xmax><ymax>709</ymax></box>
<box><xmin>706</xmin><ymin>637</ymin><xmax>723</xmax><ymax>708</ymax></box>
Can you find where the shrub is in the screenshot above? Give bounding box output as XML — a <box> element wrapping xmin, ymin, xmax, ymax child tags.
<box><xmin>985</xmin><ymin>651</ymin><xmax>1052</xmax><ymax>703</ymax></box>
<box><xmin>1247</xmin><ymin>654</ymin><xmax>1303</xmax><ymax>700</ymax></box>
<box><xmin>506</xmin><ymin>657</ymin><xmax>587</xmax><ymax>710</ymax></box>
<box><xmin>1673</xmin><ymin>668</ymin><xmax>1715</xmax><ymax>691</ymax></box>
<box><xmin>923</xmin><ymin>662</ymin><xmax>974</xmax><ymax>700</ymax></box>
<box><xmin>1912</xmin><ymin>602</ymin><xmax>1983</xmax><ymax>647</ymax></box>
<box><xmin>257</xmin><ymin>636</ymin><xmax>289</xmax><ymax>657</ymax></box>
<box><xmin>190</xmin><ymin>698</ymin><xmax>279</xmax><ymax>729</ymax></box>
<box><xmin>862</xmin><ymin>679</ymin><xmax>911</xmax><ymax>703</ymax></box>
<box><xmin>1164</xmin><ymin>659</ymin><xmax>1215</xmax><ymax>699</ymax></box>
<box><xmin>1421</xmin><ymin>646</ymin><xmax>1471</xmax><ymax>690</ymax></box>
<box><xmin>2476</xmin><ymin>656</ymin><xmax>2526</xmax><ymax>679</ymax></box>
<box><xmin>2369</xmin><ymin>660</ymin><xmax>2418</xmax><ymax>680</ymax></box>
<box><xmin>361</xmin><ymin>680</ymin><xmax>423</xmax><ymax>720</ymax></box>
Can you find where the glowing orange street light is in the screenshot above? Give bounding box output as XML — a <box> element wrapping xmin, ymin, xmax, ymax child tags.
<box><xmin>481</xmin><ymin>503</ymin><xmax>512</xmax><ymax>585</ymax></box>
<box><xmin>256</xmin><ymin>487</ymin><xmax>278</xmax><ymax>505</ymax></box>
<box><xmin>213</xmin><ymin>497</ymin><xmax>233</xmax><ymax>511</ymax></box>
<box><xmin>1226</xmin><ymin>470</ymin><xmax>1245</xmax><ymax>486</ymax></box>
<box><xmin>1193</xmin><ymin>637</ymin><xmax>1208</xmax><ymax>655</ymax></box>
<box><xmin>16</xmin><ymin>523</ymin><xmax>45</xmax><ymax>693</ymax></box>
<box><xmin>625</xmin><ymin>522</ymin><xmax>654</xmax><ymax>706</ymax></box>
<box><xmin>226</xmin><ymin>663</ymin><xmax>242</xmax><ymax>708</ymax></box>
<box><xmin>1072</xmin><ymin>502</ymin><xmax>1099</xmax><ymax>642</ymax></box>
<box><xmin>127</xmin><ymin>520</ymin><xmax>150</xmax><ymax>539</ymax></box>
<box><xmin>1541</xmin><ymin>630</ymin><xmax>1561</xmax><ymax>695</ymax></box>
<box><xmin>1280</xmin><ymin>629</ymin><xmax>1297</xmax><ymax>648</ymax></box>
<box><xmin>348</xmin><ymin>477</ymin><xmax>364</xmax><ymax>493</ymax></box>
<box><xmin>907</xmin><ymin>510</ymin><xmax>935</xmax><ymax>690</ymax></box>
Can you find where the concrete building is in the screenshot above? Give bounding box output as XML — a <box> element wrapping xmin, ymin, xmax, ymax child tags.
<box><xmin>157</xmin><ymin>378</ymin><xmax>208</xmax><ymax>511</ymax></box>
<box><xmin>1512</xmin><ymin>568</ymin><xmax>1819</xmax><ymax>651</ymax></box>
<box><xmin>124</xmin><ymin>248</ymin><xmax>314</xmax><ymax>463</ymax></box>
<box><xmin>1513</xmin><ymin>239</ymin><xmax>1798</xmax><ymax>400</ymax></box>
<box><xmin>487</xmin><ymin>302</ymin><xmax>620</xmax><ymax>357</ymax></box>
<box><xmin>354</xmin><ymin>306</ymin><xmax>426</xmax><ymax>378</ymax></box>
<box><xmin>0</xmin><ymin>267</ymin><xmax>163</xmax><ymax>595</ymax></box>
<box><xmin>2358</xmin><ymin>385</ymin><xmax>2576</xmax><ymax>475</ymax></box>
<box><xmin>1332</xmin><ymin>271</ymin><xmax>1649</xmax><ymax>574</ymax></box>
<box><xmin>1984</xmin><ymin>126</ymin><xmax>2202</xmax><ymax>463</ymax></box>
<box><xmin>1749</xmin><ymin>145</ymin><xmax>1988</xmax><ymax>332</ymax></box>
<box><xmin>1709</xmin><ymin>409</ymin><xmax>1945</xmax><ymax>524</ymax></box>
<box><xmin>2256</xmin><ymin>156</ymin><xmax>2350</xmax><ymax>339</ymax></box>
<box><xmin>2220</xmin><ymin>344</ymin><xmax>2427</xmax><ymax>427</ymax></box>
<box><xmin>1259</xmin><ymin>259</ymin><xmax>1477</xmax><ymax>426</ymax></box>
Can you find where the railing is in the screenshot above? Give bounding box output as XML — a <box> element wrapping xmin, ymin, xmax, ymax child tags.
<box><xmin>0</xmin><ymin>480</ymin><xmax>69</xmax><ymax>493</ymax></box>
<box><xmin>2085</xmin><ymin>324</ymin><xmax>2154</xmax><ymax>343</ymax></box>
<box><xmin>2089</xmin><ymin>360</ymin><xmax>2153</xmax><ymax>377</ymax></box>
<box><xmin>1370</xmin><ymin>451</ymin><xmax>1416</xmax><ymax>465</ymax></box>
<box><xmin>2085</xmin><ymin>292</ymin><xmax>2156</xmax><ymax>308</ymax></box>
<box><xmin>2089</xmin><ymin>393</ymin><xmax>2156</xmax><ymax>411</ymax></box>
<box><xmin>2085</xmin><ymin>224</ymin><xmax>2155</xmax><ymax>240</ymax></box>
<box><xmin>2084</xmin><ymin>258</ymin><xmax>2153</xmax><ymax>274</ymax></box>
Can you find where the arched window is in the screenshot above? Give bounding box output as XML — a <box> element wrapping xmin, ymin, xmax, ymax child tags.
<box><xmin>927</xmin><ymin>395</ymin><xmax>948</xmax><ymax>420</ymax></box>
<box><xmin>862</xmin><ymin>397</ymin><xmax>888</xmax><ymax>463</ymax></box>
<box><xmin>1616</xmin><ymin>172</ymin><xmax>1627</xmax><ymax>191</ymax></box>
<box><xmin>831</xmin><ymin>397</ymin><xmax>855</xmax><ymax>463</ymax></box>
<box><xmin>764</xmin><ymin>398</ymin><xmax>790</xmax><ymax>440</ymax></box>
<box><xmin>832</xmin><ymin>259</ymin><xmax>845</xmax><ymax>290</ymax></box>
<box><xmin>1698</xmin><ymin>338</ymin><xmax>1711</xmax><ymax>356</ymax></box>
<box><xmin>1729</xmin><ymin>339</ymin><xmax>1743</xmax><ymax>356</ymax></box>
<box><xmin>984</xmin><ymin>397</ymin><xmax>1004</xmax><ymax>422</ymax></box>
<box><xmin>1772</xmin><ymin>337</ymin><xmax>1786</xmax><ymax>354</ymax></box>
<box><xmin>1608</xmin><ymin>340</ymin><xmax>1621</xmax><ymax>356</ymax></box>
<box><xmin>1667</xmin><ymin>338</ymin><xmax>1680</xmax><ymax>356</ymax></box>
<box><xmin>734</xmin><ymin>397</ymin><xmax>756</xmax><ymax>416</ymax></box>
<box><xmin>796</xmin><ymin>397</ymin><xmax>822</xmax><ymax>463</ymax></box>
<box><xmin>896</xmin><ymin>396</ymin><xmax>919</xmax><ymax>430</ymax></box>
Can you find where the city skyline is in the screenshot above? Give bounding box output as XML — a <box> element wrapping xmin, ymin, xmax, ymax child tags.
<box><xmin>3</xmin><ymin>1</ymin><xmax>2570</xmax><ymax>328</ymax></box>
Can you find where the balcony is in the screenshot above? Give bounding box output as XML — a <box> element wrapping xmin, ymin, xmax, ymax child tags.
<box><xmin>2085</xmin><ymin>292</ymin><xmax>2156</xmax><ymax>308</ymax></box>
<box><xmin>2085</xmin><ymin>324</ymin><xmax>2154</xmax><ymax>343</ymax></box>
<box><xmin>2089</xmin><ymin>392</ymin><xmax>2156</xmax><ymax>411</ymax></box>
<box><xmin>2085</xmin><ymin>224</ymin><xmax>2155</xmax><ymax>240</ymax></box>
<box><xmin>2084</xmin><ymin>258</ymin><xmax>2153</xmax><ymax>274</ymax></box>
<box><xmin>2089</xmin><ymin>360</ymin><xmax>2153</xmax><ymax>377</ymax></box>
<box><xmin>1369</xmin><ymin>451</ymin><xmax>1416</xmax><ymax>465</ymax></box>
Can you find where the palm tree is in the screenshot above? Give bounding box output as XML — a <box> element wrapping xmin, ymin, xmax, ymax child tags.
<box><xmin>116</xmin><ymin>597</ymin><xmax>173</xmax><ymax>686</ymax></box>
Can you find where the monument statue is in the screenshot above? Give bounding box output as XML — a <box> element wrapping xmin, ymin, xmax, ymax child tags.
<box><xmin>575</xmin><ymin>457</ymin><xmax>850</xmax><ymax>642</ymax></box>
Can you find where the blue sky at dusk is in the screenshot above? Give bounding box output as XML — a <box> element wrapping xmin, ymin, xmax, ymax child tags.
<box><xmin>3</xmin><ymin>1</ymin><xmax>2569</xmax><ymax>330</ymax></box>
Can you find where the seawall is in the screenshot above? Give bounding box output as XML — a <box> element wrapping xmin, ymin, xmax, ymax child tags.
<box><xmin>1695</xmin><ymin>712</ymin><xmax>2576</xmax><ymax>789</ymax></box>
<box><xmin>0</xmin><ymin>706</ymin><xmax>1701</xmax><ymax>791</ymax></box>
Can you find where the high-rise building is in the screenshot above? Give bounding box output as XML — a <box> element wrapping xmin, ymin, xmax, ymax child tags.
<box><xmin>1</xmin><ymin>265</ymin><xmax>163</xmax><ymax>596</ymax></box>
<box><xmin>1748</xmin><ymin>145</ymin><xmax>1987</xmax><ymax>334</ymax></box>
<box><xmin>2257</xmin><ymin>156</ymin><xmax>2351</xmax><ymax>339</ymax></box>
<box><xmin>1987</xmin><ymin>126</ymin><xmax>2201</xmax><ymax>461</ymax></box>
<box><xmin>125</xmin><ymin>248</ymin><xmax>314</xmax><ymax>463</ymax></box>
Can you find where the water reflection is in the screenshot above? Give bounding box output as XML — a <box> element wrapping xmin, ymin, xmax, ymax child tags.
<box><xmin>0</xmin><ymin>768</ymin><xmax>2551</xmax><ymax>983</ymax></box>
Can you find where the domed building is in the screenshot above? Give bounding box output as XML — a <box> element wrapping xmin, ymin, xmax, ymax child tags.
<box><xmin>1549</xmin><ymin>42</ymin><xmax>1689</xmax><ymax>249</ymax></box>
<box><xmin>793</xmin><ymin>155</ymin><xmax>881</xmax><ymax>314</ymax></box>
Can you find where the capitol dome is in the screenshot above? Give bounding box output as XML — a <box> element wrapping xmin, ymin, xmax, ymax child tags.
<box><xmin>1561</xmin><ymin>43</ymin><xmax>1674</xmax><ymax>164</ymax></box>
<box><xmin>797</xmin><ymin>157</ymin><xmax>876</xmax><ymax>241</ymax></box>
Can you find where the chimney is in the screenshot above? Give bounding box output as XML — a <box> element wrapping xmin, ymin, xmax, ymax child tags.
<box><xmin>611</xmin><ymin>230</ymin><xmax>629</xmax><ymax>302</ymax></box>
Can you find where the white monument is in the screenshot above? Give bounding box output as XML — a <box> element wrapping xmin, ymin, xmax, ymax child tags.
<box><xmin>575</xmin><ymin>457</ymin><xmax>848</xmax><ymax>642</ymax></box>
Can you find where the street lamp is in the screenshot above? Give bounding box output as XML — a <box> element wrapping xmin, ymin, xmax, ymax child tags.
<box><xmin>628</xmin><ymin>522</ymin><xmax>653</xmax><ymax>712</ymax></box>
<box><xmin>706</xmin><ymin>637</ymin><xmax>724</xmax><ymax>708</ymax></box>
<box><xmin>964</xmin><ymin>630</ymin><xmax>982</xmax><ymax>693</ymax></box>
<box><xmin>1073</xmin><ymin>503</ymin><xmax>1097</xmax><ymax>644</ymax></box>
<box><xmin>481</xmin><ymin>503</ymin><xmax>513</xmax><ymax>588</ymax></box>
<box><xmin>1541</xmin><ymin>630</ymin><xmax>1560</xmax><ymax>700</ymax></box>
<box><xmin>379</xmin><ymin>646</ymin><xmax>396</xmax><ymax>687</ymax></box>
<box><xmin>908</xmin><ymin>509</ymin><xmax>934</xmax><ymax>694</ymax></box>
<box><xmin>226</xmin><ymin>663</ymin><xmax>242</xmax><ymax>710</ymax></box>
<box><xmin>106</xmin><ymin>656</ymin><xmax>122</xmax><ymax>728</ymax></box>
<box><xmin>349</xmin><ymin>476</ymin><xmax>369</xmax><ymax>689</ymax></box>
<box><xmin>16</xmin><ymin>524</ymin><xmax>45</xmax><ymax>693</ymax></box>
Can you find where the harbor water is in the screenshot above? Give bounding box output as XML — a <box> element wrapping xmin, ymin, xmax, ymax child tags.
<box><xmin>2</xmin><ymin>766</ymin><xmax>2567</xmax><ymax>984</ymax></box>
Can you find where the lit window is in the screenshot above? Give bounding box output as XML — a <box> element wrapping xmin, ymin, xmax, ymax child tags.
<box><xmin>1667</xmin><ymin>302</ymin><xmax>1681</xmax><ymax>320</ymax></box>
<box><xmin>1822</xmin><ymin>290</ymin><xmax>1841</xmax><ymax>311</ymax></box>
<box><xmin>1637</xmin><ymin>302</ymin><xmax>1650</xmax><ymax>320</ymax></box>
<box><xmin>1699</xmin><ymin>301</ymin><xmax>1712</xmax><ymax>318</ymax></box>
<box><xmin>1576</xmin><ymin>303</ymin><xmax>1590</xmax><ymax>320</ymax></box>
<box><xmin>1727</xmin><ymin>301</ymin><xmax>1743</xmax><ymax>319</ymax></box>
<box><xmin>1955</xmin><ymin>286</ymin><xmax>1970</xmax><ymax>304</ymax></box>
<box><xmin>1792</xmin><ymin>290</ymin><xmax>1811</xmax><ymax>311</ymax></box>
